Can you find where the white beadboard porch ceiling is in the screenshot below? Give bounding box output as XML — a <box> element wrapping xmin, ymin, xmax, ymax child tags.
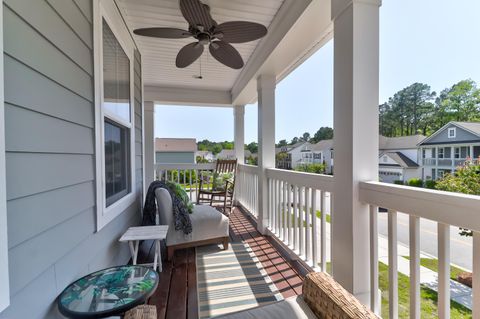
<box><xmin>118</xmin><ymin>0</ymin><xmax>285</xmax><ymax>91</ymax></box>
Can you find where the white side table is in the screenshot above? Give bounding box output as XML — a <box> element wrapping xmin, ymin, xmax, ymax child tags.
<box><xmin>119</xmin><ymin>225</ymin><xmax>169</xmax><ymax>272</ymax></box>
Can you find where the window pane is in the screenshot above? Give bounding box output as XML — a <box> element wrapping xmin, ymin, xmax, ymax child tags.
<box><xmin>103</xmin><ymin>19</ymin><xmax>130</xmax><ymax>123</ymax></box>
<box><xmin>105</xmin><ymin>121</ymin><xmax>130</xmax><ymax>207</ymax></box>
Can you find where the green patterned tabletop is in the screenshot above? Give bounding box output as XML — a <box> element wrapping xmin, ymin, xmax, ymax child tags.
<box><xmin>58</xmin><ymin>265</ymin><xmax>158</xmax><ymax>318</ymax></box>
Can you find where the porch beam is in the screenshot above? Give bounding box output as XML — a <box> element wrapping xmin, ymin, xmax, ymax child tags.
<box><xmin>331</xmin><ymin>0</ymin><xmax>381</xmax><ymax>305</ymax></box>
<box><xmin>257</xmin><ymin>75</ymin><xmax>276</xmax><ymax>234</ymax></box>
<box><xmin>234</xmin><ymin>105</ymin><xmax>245</xmax><ymax>164</ymax></box>
<box><xmin>144</xmin><ymin>85</ymin><xmax>232</xmax><ymax>107</ymax></box>
<box><xmin>144</xmin><ymin>101</ymin><xmax>155</xmax><ymax>189</ymax></box>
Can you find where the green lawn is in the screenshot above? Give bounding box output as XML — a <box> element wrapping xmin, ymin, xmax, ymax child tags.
<box><xmin>378</xmin><ymin>262</ymin><xmax>471</xmax><ymax>318</ymax></box>
<box><xmin>403</xmin><ymin>256</ymin><xmax>466</xmax><ymax>282</ymax></box>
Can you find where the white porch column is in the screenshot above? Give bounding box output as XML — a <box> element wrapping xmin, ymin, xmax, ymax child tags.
<box><xmin>234</xmin><ymin>105</ymin><xmax>245</xmax><ymax>164</ymax></box>
<box><xmin>257</xmin><ymin>75</ymin><xmax>276</xmax><ymax>234</ymax></box>
<box><xmin>144</xmin><ymin>101</ymin><xmax>155</xmax><ymax>190</ymax></box>
<box><xmin>331</xmin><ymin>0</ymin><xmax>381</xmax><ymax>304</ymax></box>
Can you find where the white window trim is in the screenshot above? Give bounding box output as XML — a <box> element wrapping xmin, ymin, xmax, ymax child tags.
<box><xmin>94</xmin><ymin>0</ymin><xmax>137</xmax><ymax>231</ymax></box>
<box><xmin>448</xmin><ymin>127</ymin><xmax>456</xmax><ymax>138</ymax></box>
<box><xmin>0</xmin><ymin>3</ymin><xmax>10</xmax><ymax>312</ymax></box>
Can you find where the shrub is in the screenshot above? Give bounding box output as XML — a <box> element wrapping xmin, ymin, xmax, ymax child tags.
<box><xmin>294</xmin><ymin>163</ymin><xmax>326</xmax><ymax>174</ymax></box>
<box><xmin>407</xmin><ymin>178</ymin><xmax>423</xmax><ymax>188</ymax></box>
<box><xmin>435</xmin><ymin>161</ymin><xmax>480</xmax><ymax>237</ymax></box>
<box><xmin>424</xmin><ymin>180</ymin><xmax>437</xmax><ymax>189</ymax></box>
<box><xmin>394</xmin><ymin>180</ymin><xmax>404</xmax><ymax>185</ymax></box>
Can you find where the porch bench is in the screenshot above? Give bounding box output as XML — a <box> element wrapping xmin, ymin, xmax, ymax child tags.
<box><xmin>155</xmin><ymin>188</ymin><xmax>229</xmax><ymax>260</ymax></box>
<box><xmin>216</xmin><ymin>272</ymin><xmax>379</xmax><ymax>319</ymax></box>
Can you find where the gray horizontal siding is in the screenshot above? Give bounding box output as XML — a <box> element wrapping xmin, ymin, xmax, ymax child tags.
<box><xmin>4</xmin><ymin>5</ymin><xmax>93</xmax><ymax>101</ymax></box>
<box><xmin>4</xmin><ymin>55</ymin><xmax>94</xmax><ymax>128</ymax></box>
<box><xmin>1</xmin><ymin>1</ymin><xmax>142</xmax><ymax>318</ymax></box>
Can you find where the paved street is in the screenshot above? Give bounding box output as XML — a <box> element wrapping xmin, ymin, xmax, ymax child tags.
<box><xmin>378</xmin><ymin>212</ymin><xmax>473</xmax><ymax>271</ymax></box>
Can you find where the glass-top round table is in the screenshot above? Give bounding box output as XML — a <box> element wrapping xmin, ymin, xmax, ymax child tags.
<box><xmin>57</xmin><ymin>265</ymin><xmax>159</xmax><ymax>318</ymax></box>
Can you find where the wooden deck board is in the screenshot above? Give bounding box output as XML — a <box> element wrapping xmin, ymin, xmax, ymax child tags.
<box><xmin>142</xmin><ymin>207</ymin><xmax>306</xmax><ymax>319</ymax></box>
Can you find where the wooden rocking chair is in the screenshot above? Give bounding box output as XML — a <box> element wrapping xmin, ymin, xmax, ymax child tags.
<box><xmin>197</xmin><ymin>159</ymin><xmax>237</xmax><ymax>214</ymax></box>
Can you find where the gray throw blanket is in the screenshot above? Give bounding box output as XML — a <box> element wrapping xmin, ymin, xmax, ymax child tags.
<box><xmin>142</xmin><ymin>181</ymin><xmax>192</xmax><ymax>235</ymax></box>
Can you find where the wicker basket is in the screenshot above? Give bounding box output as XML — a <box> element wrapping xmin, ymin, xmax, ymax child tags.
<box><xmin>124</xmin><ymin>305</ymin><xmax>157</xmax><ymax>319</ymax></box>
<box><xmin>302</xmin><ymin>272</ymin><xmax>379</xmax><ymax>319</ymax></box>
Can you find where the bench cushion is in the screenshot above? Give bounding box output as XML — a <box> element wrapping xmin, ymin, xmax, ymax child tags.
<box><xmin>155</xmin><ymin>188</ymin><xmax>229</xmax><ymax>246</ymax></box>
<box><xmin>214</xmin><ymin>296</ymin><xmax>317</xmax><ymax>319</ymax></box>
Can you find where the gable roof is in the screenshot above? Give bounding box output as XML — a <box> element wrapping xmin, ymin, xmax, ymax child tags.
<box><xmin>155</xmin><ymin>138</ymin><xmax>197</xmax><ymax>152</ymax></box>
<box><xmin>419</xmin><ymin>121</ymin><xmax>480</xmax><ymax>146</ymax></box>
<box><xmin>286</xmin><ymin>141</ymin><xmax>308</xmax><ymax>152</ymax></box>
<box><xmin>311</xmin><ymin>139</ymin><xmax>333</xmax><ymax>152</ymax></box>
<box><xmin>380</xmin><ymin>152</ymin><xmax>419</xmax><ymax>168</ymax></box>
<box><xmin>380</xmin><ymin>135</ymin><xmax>426</xmax><ymax>150</ymax></box>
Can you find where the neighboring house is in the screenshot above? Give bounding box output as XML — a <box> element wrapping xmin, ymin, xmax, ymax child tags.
<box><xmin>310</xmin><ymin>139</ymin><xmax>334</xmax><ymax>173</ymax></box>
<box><xmin>195</xmin><ymin>150</ymin><xmax>215</xmax><ymax>162</ymax></box>
<box><xmin>155</xmin><ymin>138</ymin><xmax>197</xmax><ymax>164</ymax></box>
<box><xmin>275</xmin><ymin>147</ymin><xmax>292</xmax><ymax>169</ymax></box>
<box><xmin>378</xmin><ymin>135</ymin><xmax>425</xmax><ymax>183</ymax></box>
<box><xmin>288</xmin><ymin>142</ymin><xmax>311</xmax><ymax>169</ymax></box>
<box><xmin>216</xmin><ymin>149</ymin><xmax>254</xmax><ymax>163</ymax></box>
<box><xmin>418</xmin><ymin>122</ymin><xmax>480</xmax><ymax>180</ymax></box>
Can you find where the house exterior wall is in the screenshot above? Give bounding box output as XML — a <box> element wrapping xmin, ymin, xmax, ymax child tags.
<box><xmin>0</xmin><ymin>1</ymin><xmax>142</xmax><ymax>318</ymax></box>
<box><xmin>289</xmin><ymin>143</ymin><xmax>310</xmax><ymax>169</ymax></box>
<box><xmin>156</xmin><ymin>151</ymin><xmax>195</xmax><ymax>164</ymax></box>
<box><xmin>423</xmin><ymin>125</ymin><xmax>479</xmax><ymax>145</ymax></box>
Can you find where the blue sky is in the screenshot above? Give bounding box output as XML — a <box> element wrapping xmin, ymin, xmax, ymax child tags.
<box><xmin>155</xmin><ymin>0</ymin><xmax>480</xmax><ymax>144</ymax></box>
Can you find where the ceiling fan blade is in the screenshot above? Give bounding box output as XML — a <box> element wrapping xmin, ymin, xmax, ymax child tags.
<box><xmin>180</xmin><ymin>0</ymin><xmax>215</xmax><ymax>30</ymax></box>
<box><xmin>209</xmin><ymin>41</ymin><xmax>244</xmax><ymax>69</ymax></box>
<box><xmin>215</xmin><ymin>21</ymin><xmax>267</xmax><ymax>43</ymax></box>
<box><xmin>176</xmin><ymin>42</ymin><xmax>204</xmax><ymax>68</ymax></box>
<box><xmin>133</xmin><ymin>28</ymin><xmax>191</xmax><ymax>39</ymax></box>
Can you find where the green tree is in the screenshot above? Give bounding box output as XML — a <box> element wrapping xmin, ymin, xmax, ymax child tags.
<box><xmin>290</xmin><ymin>137</ymin><xmax>299</xmax><ymax>145</ymax></box>
<box><xmin>435</xmin><ymin>161</ymin><xmax>480</xmax><ymax>236</ymax></box>
<box><xmin>435</xmin><ymin>79</ymin><xmax>480</xmax><ymax>124</ymax></box>
<box><xmin>246</xmin><ymin>142</ymin><xmax>258</xmax><ymax>154</ymax></box>
<box><xmin>276</xmin><ymin>139</ymin><xmax>288</xmax><ymax>148</ymax></box>
<box><xmin>301</xmin><ymin>132</ymin><xmax>311</xmax><ymax>142</ymax></box>
<box><xmin>311</xmin><ymin>127</ymin><xmax>333</xmax><ymax>143</ymax></box>
<box><xmin>211</xmin><ymin>144</ymin><xmax>222</xmax><ymax>155</ymax></box>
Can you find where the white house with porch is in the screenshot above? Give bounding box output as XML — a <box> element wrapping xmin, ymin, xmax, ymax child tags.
<box><xmin>1</xmin><ymin>0</ymin><xmax>480</xmax><ymax>318</ymax></box>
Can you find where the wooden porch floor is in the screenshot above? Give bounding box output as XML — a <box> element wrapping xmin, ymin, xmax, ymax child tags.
<box><xmin>139</xmin><ymin>207</ymin><xmax>306</xmax><ymax>319</ymax></box>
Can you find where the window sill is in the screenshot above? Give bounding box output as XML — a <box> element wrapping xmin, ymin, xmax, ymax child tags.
<box><xmin>97</xmin><ymin>191</ymin><xmax>136</xmax><ymax>231</ymax></box>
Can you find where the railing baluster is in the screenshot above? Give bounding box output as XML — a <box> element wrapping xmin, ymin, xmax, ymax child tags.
<box><xmin>287</xmin><ymin>182</ymin><xmax>292</xmax><ymax>246</ymax></box>
<box><xmin>268</xmin><ymin>178</ymin><xmax>272</xmax><ymax>229</ymax></box>
<box><xmin>369</xmin><ymin>205</ymin><xmax>379</xmax><ymax>313</ymax></box>
<box><xmin>312</xmin><ymin>189</ymin><xmax>319</xmax><ymax>269</ymax></box>
<box><xmin>283</xmin><ymin>182</ymin><xmax>288</xmax><ymax>242</ymax></box>
<box><xmin>321</xmin><ymin>191</ymin><xmax>327</xmax><ymax>272</ymax></box>
<box><xmin>305</xmin><ymin>187</ymin><xmax>312</xmax><ymax>264</ymax></box>
<box><xmin>293</xmin><ymin>185</ymin><xmax>298</xmax><ymax>251</ymax></box>
<box><xmin>473</xmin><ymin>231</ymin><xmax>480</xmax><ymax>318</ymax></box>
<box><xmin>276</xmin><ymin>179</ymin><xmax>281</xmax><ymax>235</ymax></box>
<box><xmin>279</xmin><ymin>181</ymin><xmax>284</xmax><ymax>240</ymax></box>
<box><xmin>388</xmin><ymin>210</ymin><xmax>398</xmax><ymax>319</ymax></box>
<box><xmin>437</xmin><ymin>223</ymin><xmax>450</xmax><ymax>319</ymax></box>
<box><xmin>299</xmin><ymin>186</ymin><xmax>305</xmax><ymax>257</ymax></box>
<box><xmin>409</xmin><ymin>215</ymin><xmax>420</xmax><ymax>319</ymax></box>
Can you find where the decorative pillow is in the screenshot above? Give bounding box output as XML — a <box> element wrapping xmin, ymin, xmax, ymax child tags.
<box><xmin>166</xmin><ymin>181</ymin><xmax>194</xmax><ymax>214</ymax></box>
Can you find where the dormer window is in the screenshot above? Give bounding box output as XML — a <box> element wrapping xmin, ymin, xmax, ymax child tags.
<box><xmin>448</xmin><ymin>127</ymin><xmax>456</xmax><ymax>138</ymax></box>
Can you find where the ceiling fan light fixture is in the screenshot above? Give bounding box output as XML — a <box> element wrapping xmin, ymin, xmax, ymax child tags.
<box><xmin>133</xmin><ymin>0</ymin><xmax>268</xmax><ymax>69</ymax></box>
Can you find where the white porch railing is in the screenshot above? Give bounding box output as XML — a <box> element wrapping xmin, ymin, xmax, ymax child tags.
<box><xmin>154</xmin><ymin>163</ymin><xmax>215</xmax><ymax>202</ymax></box>
<box><xmin>236</xmin><ymin>164</ymin><xmax>259</xmax><ymax>218</ymax></box>
<box><xmin>359</xmin><ymin>181</ymin><xmax>480</xmax><ymax>318</ymax></box>
<box><xmin>265</xmin><ymin>168</ymin><xmax>334</xmax><ymax>270</ymax></box>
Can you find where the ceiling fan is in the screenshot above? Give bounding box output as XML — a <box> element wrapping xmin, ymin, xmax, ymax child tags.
<box><xmin>133</xmin><ymin>0</ymin><xmax>268</xmax><ymax>70</ymax></box>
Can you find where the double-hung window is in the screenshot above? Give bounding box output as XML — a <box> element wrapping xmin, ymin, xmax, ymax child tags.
<box><xmin>95</xmin><ymin>1</ymin><xmax>136</xmax><ymax>230</ymax></box>
<box><xmin>438</xmin><ymin>148</ymin><xmax>445</xmax><ymax>159</ymax></box>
